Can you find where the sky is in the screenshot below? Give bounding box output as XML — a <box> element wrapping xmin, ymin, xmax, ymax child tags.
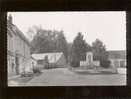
<box><xmin>8</xmin><ymin>11</ymin><xmax>126</xmax><ymax>50</ymax></box>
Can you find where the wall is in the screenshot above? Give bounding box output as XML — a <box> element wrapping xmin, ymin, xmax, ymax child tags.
<box><xmin>93</xmin><ymin>61</ymin><xmax>100</xmax><ymax>66</ymax></box>
<box><xmin>117</xmin><ymin>68</ymin><xmax>126</xmax><ymax>74</ymax></box>
<box><xmin>56</xmin><ymin>54</ymin><xmax>67</xmax><ymax>67</ymax></box>
<box><xmin>109</xmin><ymin>59</ymin><xmax>126</xmax><ymax>68</ymax></box>
<box><xmin>7</xmin><ymin>31</ymin><xmax>16</xmax><ymax>76</ymax></box>
<box><xmin>80</xmin><ymin>61</ymin><xmax>88</xmax><ymax>66</ymax></box>
<box><xmin>80</xmin><ymin>52</ymin><xmax>100</xmax><ymax>67</ymax></box>
<box><xmin>17</xmin><ymin>37</ymin><xmax>31</xmax><ymax>74</ymax></box>
<box><xmin>8</xmin><ymin>27</ymin><xmax>31</xmax><ymax>75</ymax></box>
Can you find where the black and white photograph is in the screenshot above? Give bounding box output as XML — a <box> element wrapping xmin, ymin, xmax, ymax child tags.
<box><xmin>7</xmin><ymin>11</ymin><xmax>126</xmax><ymax>86</ymax></box>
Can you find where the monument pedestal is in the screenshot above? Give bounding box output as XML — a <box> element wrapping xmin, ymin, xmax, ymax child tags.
<box><xmin>80</xmin><ymin>51</ymin><xmax>100</xmax><ymax>68</ymax></box>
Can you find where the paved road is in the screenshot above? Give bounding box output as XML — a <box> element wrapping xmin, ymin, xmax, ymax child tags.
<box><xmin>25</xmin><ymin>68</ymin><xmax>126</xmax><ymax>86</ymax></box>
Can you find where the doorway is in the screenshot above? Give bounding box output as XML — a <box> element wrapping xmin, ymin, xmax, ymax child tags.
<box><xmin>15</xmin><ymin>55</ymin><xmax>19</xmax><ymax>75</ymax></box>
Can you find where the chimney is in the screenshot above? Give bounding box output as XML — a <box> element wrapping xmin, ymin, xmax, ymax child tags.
<box><xmin>8</xmin><ymin>14</ymin><xmax>13</xmax><ymax>24</ymax></box>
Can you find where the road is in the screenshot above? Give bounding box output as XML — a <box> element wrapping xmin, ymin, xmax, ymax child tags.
<box><xmin>25</xmin><ymin>68</ymin><xmax>126</xmax><ymax>86</ymax></box>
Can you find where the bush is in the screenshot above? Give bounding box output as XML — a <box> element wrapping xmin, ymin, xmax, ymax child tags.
<box><xmin>71</xmin><ymin>60</ymin><xmax>80</xmax><ymax>67</ymax></box>
<box><xmin>44</xmin><ymin>64</ymin><xmax>49</xmax><ymax>69</ymax></box>
<box><xmin>86</xmin><ymin>64</ymin><xmax>95</xmax><ymax>69</ymax></box>
<box><xmin>100</xmin><ymin>60</ymin><xmax>111</xmax><ymax>68</ymax></box>
<box><xmin>21</xmin><ymin>72</ymin><xmax>33</xmax><ymax>77</ymax></box>
<box><xmin>44</xmin><ymin>55</ymin><xmax>49</xmax><ymax>69</ymax></box>
<box><xmin>33</xmin><ymin>67</ymin><xmax>41</xmax><ymax>73</ymax></box>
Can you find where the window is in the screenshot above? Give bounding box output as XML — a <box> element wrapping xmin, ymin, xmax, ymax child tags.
<box><xmin>120</xmin><ymin>60</ymin><xmax>126</xmax><ymax>67</ymax></box>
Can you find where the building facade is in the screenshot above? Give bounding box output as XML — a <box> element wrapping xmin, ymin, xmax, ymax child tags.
<box><xmin>32</xmin><ymin>52</ymin><xmax>67</xmax><ymax>69</ymax></box>
<box><xmin>108</xmin><ymin>50</ymin><xmax>126</xmax><ymax>68</ymax></box>
<box><xmin>7</xmin><ymin>15</ymin><xmax>32</xmax><ymax>77</ymax></box>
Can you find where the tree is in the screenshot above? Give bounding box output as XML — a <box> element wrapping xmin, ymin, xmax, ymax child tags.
<box><xmin>67</xmin><ymin>43</ymin><xmax>73</xmax><ymax>64</ymax></box>
<box><xmin>92</xmin><ymin>39</ymin><xmax>110</xmax><ymax>68</ymax></box>
<box><xmin>29</xmin><ymin>26</ymin><xmax>68</xmax><ymax>61</ymax></box>
<box><xmin>30</xmin><ymin>28</ymin><xmax>56</xmax><ymax>53</ymax></box>
<box><xmin>56</xmin><ymin>31</ymin><xmax>68</xmax><ymax>60</ymax></box>
<box><xmin>26</xmin><ymin>25</ymin><xmax>43</xmax><ymax>41</ymax></box>
<box><xmin>71</xmin><ymin>32</ymin><xmax>91</xmax><ymax>67</ymax></box>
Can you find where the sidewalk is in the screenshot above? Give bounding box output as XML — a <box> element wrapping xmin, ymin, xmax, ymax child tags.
<box><xmin>8</xmin><ymin>72</ymin><xmax>42</xmax><ymax>86</ymax></box>
<box><xmin>8</xmin><ymin>75</ymin><xmax>21</xmax><ymax>80</ymax></box>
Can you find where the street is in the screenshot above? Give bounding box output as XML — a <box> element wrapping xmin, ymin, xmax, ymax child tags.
<box><xmin>24</xmin><ymin>68</ymin><xmax>126</xmax><ymax>86</ymax></box>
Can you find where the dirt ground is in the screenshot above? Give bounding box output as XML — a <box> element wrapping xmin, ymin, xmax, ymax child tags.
<box><xmin>24</xmin><ymin>68</ymin><xmax>126</xmax><ymax>86</ymax></box>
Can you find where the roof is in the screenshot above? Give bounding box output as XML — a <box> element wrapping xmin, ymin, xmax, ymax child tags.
<box><xmin>32</xmin><ymin>52</ymin><xmax>64</xmax><ymax>63</ymax></box>
<box><xmin>108</xmin><ymin>50</ymin><xmax>126</xmax><ymax>59</ymax></box>
<box><xmin>7</xmin><ymin>20</ymin><xmax>31</xmax><ymax>47</ymax></box>
<box><xmin>31</xmin><ymin>56</ymin><xmax>37</xmax><ymax>60</ymax></box>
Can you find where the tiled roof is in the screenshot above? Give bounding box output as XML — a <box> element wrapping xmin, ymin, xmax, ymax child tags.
<box><xmin>7</xmin><ymin>20</ymin><xmax>31</xmax><ymax>46</ymax></box>
<box><xmin>108</xmin><ymin>50</ymin><xmax>126</xmax><ymax>59</ymax></box>
<box><xmin>32</xmin><ymin>52</ymin><xmax>64</xmax><ymax>63</ymax></box>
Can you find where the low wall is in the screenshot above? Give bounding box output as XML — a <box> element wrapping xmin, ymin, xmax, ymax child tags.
<box><xmin>117</xmin><ymin>68</ymin><xmax>126</xmax><ymax>74</ymax></box>
<box><xmin>93</xmin><ymin>61</ymin><xmax>100</xmax><ymax>66</ymax></box>
<box><xmin>80</xmin><ymin>61</ymin><xmax>87</xmax><ymax>66</ymax></box>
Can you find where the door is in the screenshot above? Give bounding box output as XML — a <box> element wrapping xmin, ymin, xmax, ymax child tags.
<box><xmin>15</xmin><ymin>55</ymin><xmax>19</xmax><ymax>75</ymax></box>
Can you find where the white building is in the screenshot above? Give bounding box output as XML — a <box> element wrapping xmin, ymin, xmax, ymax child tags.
<box><xmin>32</xmin><ymin>52</ymin><xmax>67</xmax><ymax>69</ymax></box>
<box><xmin>108</xmin><ymin>50</ymin><xmax>126</xmax><ymax>68</ymax></box>
<box><xmin>7</xmin><ymin>15</ymin><xmax>32</xmax><ymax>77</ymax></box>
